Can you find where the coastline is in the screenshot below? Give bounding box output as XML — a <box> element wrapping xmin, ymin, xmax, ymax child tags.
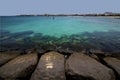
<box><xmin>1</xmin><ymin>13</ymin><xmax>120</xmax><ymax>19</ymax></box>
<box><xmin>17</xmin><ymin>13</ymin><xmax>120</xmax><ymax>19</ymax></box>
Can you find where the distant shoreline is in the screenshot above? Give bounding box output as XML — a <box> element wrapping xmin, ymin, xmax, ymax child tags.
<box><xmin>0</xmin><ymin>13</ymin><xmax>120</xmax><ymax>19</ymax></box>
<box><xmin>17</xmin><ymin>13</ymin><xmax>120</xmax><ymax>19</ymax></box>
<box><xmin>1</xmin><ymin>13</ymin><xmax>120</xmax><ymax>19</ymax></box>
<box><xmin>18</xmin><ymin>14</ymin><xmax>120</xmax><ymax>16</ymax></box>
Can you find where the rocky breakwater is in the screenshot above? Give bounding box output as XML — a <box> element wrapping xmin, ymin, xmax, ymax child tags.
<box><xmin>66</xmin><ymin>53</ymin><xmax>115</xmax><ymax>80</ymax></box>
<box><xmin>0</xmin><ymin>53</ymin><xmax>38</xmax><ymax>80</ymax></box>
<box><xmin>0</xmin><ymin>51</ymin><xmax>120</xmax><ymax>80</ymax></box>
<box><xmin>30</xmin><ymin>51</ymin><xmax>66</xmax><ymax>80</ymax></box>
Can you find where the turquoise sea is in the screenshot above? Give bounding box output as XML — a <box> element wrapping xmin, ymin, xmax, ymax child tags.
<box><xmin>0</xmin><ymin>16</ymin><xmax>120</xmax><ymax>53</ymax></box>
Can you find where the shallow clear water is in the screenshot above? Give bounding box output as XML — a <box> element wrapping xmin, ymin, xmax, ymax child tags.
<box><xmin>0</xmin><ymin>16</ymin><xmax>120</xmax><ymax>53</ymax></box>
<box><xmin>1</xmin><ymin>16</ymin><xmax>120</xmax><ymax>37</ymax></box>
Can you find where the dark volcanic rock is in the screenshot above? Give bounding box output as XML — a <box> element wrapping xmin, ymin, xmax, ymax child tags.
<box><xmin>104</xmin><ymin>57</ymin><xmax>120</xmax><ymax>76</ymax></box>
<box><xmin>30</xmin><ymin>51</ymin><xmax>66</xmax><ymax>80</ymax></box>
<box><xmin>66</xmin><ymin>53</ymin><xmax>115</xmax><ymax>80</ymax></box>
<box><xmin>0</xmin><ymin>53</ymin><xmax>38</xmax><ymax>79</ymax></box>
<box><xmin>0</xmin><ymin>51</ymin><xmax>20</xmax><ymax>66</ymax></box>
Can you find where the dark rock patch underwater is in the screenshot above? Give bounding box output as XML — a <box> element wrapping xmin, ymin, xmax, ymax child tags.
<box><xmin>0</xmin><ymin>30</ymin><xmax>120</xmax><ymax>54</ymax></box>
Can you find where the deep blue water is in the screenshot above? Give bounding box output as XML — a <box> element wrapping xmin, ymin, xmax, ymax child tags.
<box><xmin>0</xmin><ymin>16</ymin><xmax>120</xmax><ymax>53</ymax></box>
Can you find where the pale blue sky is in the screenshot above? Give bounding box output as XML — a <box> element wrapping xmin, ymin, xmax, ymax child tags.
<box><xmin>0</xmin><ymin>0</ymin><xmax>120</xmax><ymax>15</ymax></box>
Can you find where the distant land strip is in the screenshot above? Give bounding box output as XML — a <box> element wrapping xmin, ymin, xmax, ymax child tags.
<box><xmin>17</xmin><ymin>12</ymin><xmax>120</xmax><ymax>18</ymax></box>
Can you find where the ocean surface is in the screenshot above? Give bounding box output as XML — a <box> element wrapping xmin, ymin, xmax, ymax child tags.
<box><xmin>0</xmin><ymin>16</ymin><xmax>120</xmax><ymax>53</ymax></box>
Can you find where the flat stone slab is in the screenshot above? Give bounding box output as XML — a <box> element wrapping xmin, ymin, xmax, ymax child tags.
<box><xmin>0</xmin><ymin>53</ymin><xmax>38</xmax><ymax>79</ymax></box>
<box><xmin>31</xmin><ymin>51</ymin><xmax>66</xmax><ymax>80</ymax></box>
<box><xmin>104</xmin><ymin>57</ymin><xmax>120</xmax><ymax>75</ymax></box>
<box><xmin>66</xmin><ymin>53</ymin><xmax>115</xmax><ymax>80</ymax></box>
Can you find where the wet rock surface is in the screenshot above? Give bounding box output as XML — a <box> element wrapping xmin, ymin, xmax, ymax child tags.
<box><xmin>30</xmin><ymin>51</ymin><xmax>66</xmax><ymax>80</ymax></box>
<box><xmin>0</xmin><ymin>51</ymin><xmax>20</xmax><ymax>66</ymax></box>
<box><xmin>104</xmin><ymin>57</ymin><xmax>120</xmax><ymax>77</ymax></box>
<box><xmin>66</xmin><ymin>53</ymin><xmax>115</xmax><ymax>80</ymax></box>
<box><xmin>0</xmin><ymin>53</ymin><xmax>38</xmax><ymax>79</ymax></box>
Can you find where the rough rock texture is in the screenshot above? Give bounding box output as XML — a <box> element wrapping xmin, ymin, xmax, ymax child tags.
<box><xmin>90</xmin><ymin>54</ymin><xmax>99</xmax><ymax>61</ymax></box>
<box><xmin>66</xmin><ymin>53</ymin><xmax>115</xmax><ymax>80</ymax></box>
<box><xmin>30</xmin><ymin>51</ymin><xmax>66</xmax><ymax>80</ymax></box>
<box><xmin>111</xmin><ymin>53</ymin><xmax>120</xmax><ymax>60</ymax></box>
<box><xmin>0</xmin><ymin>51</ymin><xmax>20</xmax><ymax>66</ymax></box>
<box><xmin>104</xmin><ymin>57</ymin><xmax>120</xmax><ymax>75</ymax></box>
<box><xmin>0</xmin><ymin>53</ymin><xmax>38</xmax><ymax>79</ymax></box>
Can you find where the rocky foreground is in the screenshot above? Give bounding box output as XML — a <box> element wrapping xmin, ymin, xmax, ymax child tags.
<box><xmin>0</xmin><ymin>51</ymin><xmax>120</xmax><ymax>80</ymax></box>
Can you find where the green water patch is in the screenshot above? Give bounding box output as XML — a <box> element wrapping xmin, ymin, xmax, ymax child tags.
<box><xmin>0</xmin><ymin>30</ymin><xmax>120</xmax><ymax>53</ymax></box>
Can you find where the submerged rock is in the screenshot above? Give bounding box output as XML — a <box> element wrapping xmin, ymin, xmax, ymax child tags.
<box><xmin>0</xmin><ymin>53</ymin><xmax>38</xmax><ymax>79</ymax></box>
<box><xmin>66</xmin><ymin>53</ymin><xmax>115</xmax><ymax>80</ymax></box>
<box><xmin>104</xmin><ymin>57</ymin><xmax>120</xmax><ymax>76</ymax></box>
<box><xmin>31</xmin><ymin>51</ymin><xmax>66</xmax><ymax>80</ymax></box>
<box><xmin>0</xmin><ymin>30</ymin><xmax>10</xmax><ymax>34</ymax></box>
<box><xmin>11</xmin><ymin>31</ymin><xmax>34</xmax><ymax>38</ymax></box>
<box><xmin>0</xmin><ymin>51</ymin><xmax>20</xmax><ymax>66</ymax></box>
<box><xmin>0</xmin><ymin>30</ymin><xmax>10</xmax><ymax>38</ymax></box>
